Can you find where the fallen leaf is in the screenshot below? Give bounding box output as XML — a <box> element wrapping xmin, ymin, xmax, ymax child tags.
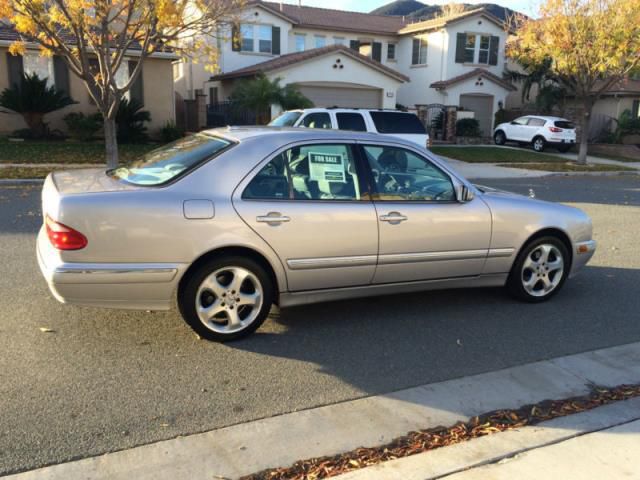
<box><xmin>39</xmin><ymin>327</ymin><xmax>55</xmax><ymax>333</ymax></box>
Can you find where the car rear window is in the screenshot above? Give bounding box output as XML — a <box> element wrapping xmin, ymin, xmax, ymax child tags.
<box><xmin>336</xmin><ymin>112</ymin><xmax>367</xmax><ymax>132</ymax></box>
<box><xmin>554</xmin><ymin>121</ymin><xmax>575</xmax><ymax>129</ymax></box>
<box><xmin>108</xmin><ymin>134</ymin><xmax>233</xmax><ymax>186</ymax></box>
<box><xmin>369</xmin><ymin>112</ymin><xmax>426</xmax><ymax>134</ymax></box>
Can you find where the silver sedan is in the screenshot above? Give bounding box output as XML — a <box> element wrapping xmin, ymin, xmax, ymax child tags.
<box><xmin>37</xmin><ymin>128</ymin><xmax>596</xmax><ymax>341</ymax></box>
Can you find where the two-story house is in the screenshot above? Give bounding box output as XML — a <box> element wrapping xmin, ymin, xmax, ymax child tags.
<box><xmin>174</xmin><ymin>1</ymin><xmax>516</xmax><ymax>135</ymax></box>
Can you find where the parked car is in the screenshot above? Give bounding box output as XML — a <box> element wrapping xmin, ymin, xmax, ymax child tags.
<box><xmin>493</xmin><ymin>116</ymin><xmax>576</xmax><ymax>152</ymax></box>
<box><xmin>269</xmin><ymin>108</ymin><xmax>430</xmax><ymax>148</ymax></box>
<box><xmin>38</xmin><ymin>128</ymin><xmax>596</xmax><ymax>342</ymax></box>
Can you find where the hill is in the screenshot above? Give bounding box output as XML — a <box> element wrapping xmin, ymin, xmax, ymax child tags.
<box><xmin>370</xmin><ymin>1</ymin><xmax>522</xmax><ymax>23</ymax></box>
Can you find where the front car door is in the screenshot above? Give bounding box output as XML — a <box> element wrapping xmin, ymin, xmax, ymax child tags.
<box><xmin>233</xmin><ymin>141</ymin><xmax>378</xmax><ymax>292</ymax></box>
<box><xmin>508</xmin><ymin>117</ymin><xmax>531</xmax><ymax>141</ymax></box>
<box><xmin>360</xmin><ymin>143</ymin><xmax>492</xmax><ymax>284</ymax></box>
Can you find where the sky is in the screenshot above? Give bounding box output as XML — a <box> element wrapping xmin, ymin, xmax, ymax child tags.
<box><xmin>279</xmin><ymin>0</ymin><xmax>540</xmax><ymax>17</ymax></box>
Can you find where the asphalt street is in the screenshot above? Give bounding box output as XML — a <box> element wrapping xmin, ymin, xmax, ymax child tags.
<box><xmin>1</xmin><ymin>174</ymin><xmax>639</xmax><ymax>475</ymax></box>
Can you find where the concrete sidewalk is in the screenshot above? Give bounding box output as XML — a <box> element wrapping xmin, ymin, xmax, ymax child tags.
<box><xmin>6</xmin><ymin>342</ymin><xmax>640</xmax><ymax>480</ymax></box>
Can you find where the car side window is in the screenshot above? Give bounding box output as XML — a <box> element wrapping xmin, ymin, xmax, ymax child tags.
<box><xmin>512</xmin><ymin>117</ymin><xmax>529</xmax><ymax>126</ymax></box>
<box><xmin>301</xmin><ymin>113</ymin><xmax>332</xmax><ymax>129</ymax></box>
<box><xmin>363</xmin><ymin>145</ymin><xmax>455</xmax><ymax>202</ymax></box>
<box><xmin>243</xmin><ymin>144</ymin><xmax>364</xmax><ymax>201</ymax></box>
<box><xmin>527</xmin><ymin>118</ymin><xmax>546</xmax><ymax>127</ymax></box>
<box><xmin>336</xmin><ymin>113</ymin><xmax>367</xmax><ymax>132</ymax></box>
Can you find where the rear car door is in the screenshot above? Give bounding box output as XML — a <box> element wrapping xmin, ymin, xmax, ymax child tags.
<box><xmin>360</xmin><ymin>143</ymin><xmax>492</xmax><ymax>284</ymax></box>
<box><xmin>523</xmin><ymin>117</ymin><xmax>546</xmax><ymax>141</ymax></box>
<box><xmin>233</xmin><ymin>141</ymin><xmax>378</xmax><ymax>292</ymax></box>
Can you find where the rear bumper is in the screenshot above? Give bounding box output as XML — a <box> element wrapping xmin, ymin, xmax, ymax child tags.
<box><xmin>570</xmin><ymin>240</ymin><xmax>597</xmax><ymax>278</ymax></box>
<box><xmin>37</xmin><ymin>227</ymin><xmax>187</xmax><ymax>310</ymax></box>
<box><xmin>548</xmin><ymin>138</ymin><xmax>576</xmax><ymax>145</ymax></box>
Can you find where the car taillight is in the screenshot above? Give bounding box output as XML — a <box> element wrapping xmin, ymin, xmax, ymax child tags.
<box><xmin>45</xmin><ymin>215</ymin><xmax>88</xmax><ymax>250</ymax></box>
<box><xmin>549</xmin><ymin>127</ymin><xmax>563</xmax><ymax>133</ymax></box>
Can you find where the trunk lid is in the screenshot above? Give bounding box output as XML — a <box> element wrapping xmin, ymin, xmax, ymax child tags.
<box><xmin>51</xmin><ymin>168</ymin><xmax>141</xmax><ymax>195</ymax></box>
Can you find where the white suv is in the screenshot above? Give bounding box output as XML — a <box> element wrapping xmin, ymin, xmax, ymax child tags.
<box><xmin>269</xmin><ymin>108</ymin><xmax>430</xmax><ymax>149</ymax></box>
<box><xmin>493</xmin><ymin>116</ymin><xmax>576</xmax><ymax>153</ymax></box>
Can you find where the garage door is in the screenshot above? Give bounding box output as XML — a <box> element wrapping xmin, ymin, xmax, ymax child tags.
<box><xmin>459</xmin><ymin>95</ymin><xmax>494</xmax><ymax>137</ymax></box>
<box><xmin>296</xmin><ymin>86</ymin><xmax>382</xmax><ymax>108</ymax></box>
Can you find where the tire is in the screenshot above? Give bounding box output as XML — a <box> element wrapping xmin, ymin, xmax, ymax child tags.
<box><xmin>507</xmin><ymin>236</ymin><xmax>570</xmax><ymax>303</ymax></box>
<box><xmin>557</xmin><ymin>145</ymin><xmax>572</xmax><ymax>153</ymax></box>
<box><xmin>179</xmin><ymin>256</ymin><xmax>274</xmax><ymax>342</ymax></box>
<box><xmin>494</xmin><ymin>130</ymin><xmax>507</xmax><ymax>146</ymax></box>
<box><xmin>532</xmin><ymin>136</ymin><xmax>546</xmax><ymax>152</ymax></box>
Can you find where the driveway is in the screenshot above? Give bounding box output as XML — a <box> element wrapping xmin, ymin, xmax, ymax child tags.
<box><xmin>1</xmin><ymin>175</ymin><xmax>640</xmax><ymax>475</ymax></box>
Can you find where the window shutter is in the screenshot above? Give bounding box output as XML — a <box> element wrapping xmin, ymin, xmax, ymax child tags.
<box><xmin>53</xmin><ymin>56</ymin><xmax>70</xmax><ymax>96</ymax></box>
<box><xmin>455</xmin><ymin>33</ymin><xmax>466</xmax><ymax>63</ymax></box>
<box><xmin>272</xmin><ymin>26</ymin><xmax>281</xmax><ymax>55</ymax></box>
<box><xmin>489</xmin><ymin>36</ymin><xmax>499</xmax><ymax>65</ymax></box>
<box><xmin>231</xmin><ymin>24</ymin><xmax>241</xmax><ymax>52</ymax></box>
<box><xmin>372</xmin><ymin>42</ymin><xmax>382</xmax><ymax>62</ymax></box>
<box><xmin>128</xmin><ymin>60</ymin><xmax>144</xmax><ymax>106</ymax></box>
<box><xmin>349</xmin><ymin>40</ymin><xmax>360</xmax><ymax>51</ymax></box>
<box><xmin>412</xmin><ymin>38</ymin><xmax>420</xmax><ymax>65</ymax></box>
<box><xmin>6</xmin><ymin>53</ymin><xmax>24</xmax><ymax>89</ymax></box>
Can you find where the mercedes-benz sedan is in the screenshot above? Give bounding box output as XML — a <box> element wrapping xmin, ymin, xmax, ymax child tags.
<box><xmin>38</xmin><ymin>128</ymin><xmax>596</xmax><ymax>341</ymax></box>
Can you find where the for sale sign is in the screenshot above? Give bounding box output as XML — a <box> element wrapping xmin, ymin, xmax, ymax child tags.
<box><xmin>308</xmin><ymin>152</ymin><xmax>346</xmax><ymax>183</ymax></box>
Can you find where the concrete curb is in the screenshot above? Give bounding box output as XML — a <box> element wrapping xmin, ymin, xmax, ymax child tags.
<box><xmin>6</xmin><ymin>342</ymin><xmax>640</xmax><ymax>480</ymax></box>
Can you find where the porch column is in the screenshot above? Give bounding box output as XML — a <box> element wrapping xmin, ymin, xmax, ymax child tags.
<box><xmin>444</xmin><ymin>106</ymin><xmax>457</xmax><ymax>141</ymax></box>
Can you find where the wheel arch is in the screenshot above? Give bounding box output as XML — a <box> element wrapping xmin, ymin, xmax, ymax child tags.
<box><xmin>516</xmin><ymin>227</ymin><xmax>574</xmax><ymax>271</ymax></box>
<box><xmin>178</xmin><ymin>246</ymin><xmax>283</xmax><ymax>305</ymax></box>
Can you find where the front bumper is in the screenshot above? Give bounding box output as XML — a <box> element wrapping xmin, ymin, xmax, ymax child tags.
<box><xmin>37</xmin><ymin>227</ymin><xmax>187</xmax><ymax>310</ymax></box>
<box><xmin>570</xmin><ymin>240</ymin><xmax>597</xmax><ymax>277</ymax></box>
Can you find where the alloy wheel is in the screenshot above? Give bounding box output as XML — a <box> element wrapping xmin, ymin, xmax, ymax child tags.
<box><xmin>521</xmin><ymin>244</ymin><xmax>564</xmax><ymax>297</ymax></box>
<box><xmin>195</xmin><ymin>266</ymin><xmax>263</xmax><ymax>333</ymax></box>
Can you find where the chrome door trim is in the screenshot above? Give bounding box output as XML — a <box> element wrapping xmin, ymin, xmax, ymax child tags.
<box><xmin>287</xmin><ymin>255</ymin><xmax>377</xmax><ymax>270</ymax></box>
<box><xmin>488</xmin><ymin>248</ymin><xmax>515</xmax><ymax>257</ymax></box>
<box><xmin>52</xmin><ymin>263</ymin><xmax>181</xmax><ymax>284</ymax></box>
<box><xmin>378</xmin><ymin>249</ymin><xmax>488</xmax><ymax>265</ymax></box>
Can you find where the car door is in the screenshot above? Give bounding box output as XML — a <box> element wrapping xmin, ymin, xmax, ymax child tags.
<box><xmin>523</xmin><ymin>117</ymin><xmax>546</xmax><ymax>141</ymax></box>
<box><xmin>233</xmin><ymin>141</ymin><xmax>378</xmax><ymax>292</ymax></box>
<box><xmin>360</xmin><ymin>143</ymin><xmax>492</xmax><ymax>284</ymax></box>
<box><xmin>507</xmin><ymin>117</ymin><xmax>530</xmax><ymax>141</ymax></box>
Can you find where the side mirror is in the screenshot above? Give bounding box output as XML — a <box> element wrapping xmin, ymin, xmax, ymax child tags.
<box><xmin>455</xmin><ymin>184</ymin><xmax>475</xmax><ymax>203</ymax></box>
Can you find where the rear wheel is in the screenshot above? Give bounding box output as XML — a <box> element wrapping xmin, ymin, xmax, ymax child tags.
<box><xmin>494</xmin><ymin>130</ymin><xmax>507</xmax><ymax>145</ymax></box>
<box><xmin>179</xmin><ymin>256</ymin><xmax>274</xmax><ymax>342</ymax></box>
<box><xmin>532</xmin><ymin>136</ymin><xmax>546</xmax><ymax>152</ymax></box>
<box><xmin>507</xmin><ymin>236</ymin><xmax>569</xmax><ymax>303</ymax></box>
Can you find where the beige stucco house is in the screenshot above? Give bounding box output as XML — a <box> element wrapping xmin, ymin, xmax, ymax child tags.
<box><xmin>174</xmin><ymin>1</ymin><xmax>516</xmax><ymax>136</ymax></box>
<box><xmin>0</xmin><ymin>25</ymin><xmax>177</xmax><ymax>136</ymax></box>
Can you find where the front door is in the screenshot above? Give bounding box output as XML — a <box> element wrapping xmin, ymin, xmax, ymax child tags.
<box><xmin>233</xmin><ymin>142</ymin><xmax>378</xmax><ymax>292</ymax></box>
<box><xmin>360</xmin><ymin>144</ymin><xmax>492</xmax><ymax>284</ymax></box>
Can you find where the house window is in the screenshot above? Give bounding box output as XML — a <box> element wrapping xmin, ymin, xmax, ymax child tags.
<box><xmin>209</xmin><ymin>87</ymin><xmax>218</xmax><ymax>105</ymax></box>
<box><xmin>457</xmin><ymin>33</ymin><xmax>499</xmax><ymax>65</ymax></box>
<box><xmin>334</xmin><ymin>37</ymin><xmax>346</xmax><ymax>46</ymax></box>
<box><xmin>295</xmin><ymin>34</ymin><xmax>305</xmax><ymax>52</ymax></box>
<box><xmin>315</xmin><ymin>35</ymin><xmax>326</xmax><ymax>48</ymax></box>
<box><xmin>258</xmin><ymin>25</ymin><xmax>272</xmax><ymax>53</ymax></box>
<box><xmin>240</xmin><ymin>24</ymin><xmax>254</xmax><ymax>52</ymax></box>
<box><xmin>23</xmin><ymin>52</ymin><xmax>55</xmax><ymax>86</ymax></box>
<box><xmin>464</xmin><ymin>34</ymin><xmax>476</xmax><ymax>63</ymax></box>
<box><xmin>412</xmin><ymin>37</ymin><xmax>428</xmax><ymax>65</ymax></box>
<box><xmin>387</xmin><ymin>43</ymin><xmax>396</xmax><ymax>61</ymax></box>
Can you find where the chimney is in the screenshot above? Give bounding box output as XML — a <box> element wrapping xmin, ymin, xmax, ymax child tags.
<box><xmin>298</xmin><ymin>0</ymin><xmax>302</xmax><ymax>6</ymax></box>
<box><xmin>279</xmin><ymin>0</ymin><xmax>283</xmax><ymax>11</ymax></box>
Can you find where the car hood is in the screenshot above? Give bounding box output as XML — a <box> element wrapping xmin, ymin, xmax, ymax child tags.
<box><xmin>52</xmin><ymin>168</ymin><xmax>142</xmax><ymax>195</ymax></box>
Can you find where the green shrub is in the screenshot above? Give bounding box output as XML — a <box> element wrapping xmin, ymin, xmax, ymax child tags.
<box><xmin>159</xmin><ymin>121</ymin><xmax>184</xmax><ymax>143</ymax></box>
<box><xmin>64</xmin><ymin>112</ymin><xmax>103</xmax><ymax>141</ymax></box>
<box><xmin>456</xmin><ymin>118</ymin><xmax>481</xmax><ymax>137</ymax></box>
<box><xmin>116</xmin><ymin>98</ymin><xmax>151</xmax><ymax>143</ymax></box>
<box><xmin>614</xmin><ymin>109</ymin><xmax>640</xmax><ymax>143</ymax></box>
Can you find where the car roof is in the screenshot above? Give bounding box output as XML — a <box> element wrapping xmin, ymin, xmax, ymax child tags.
<box><xmin>520</xmin><ymin>115</ymin><xmax>572</xmax><ymax>121</ymax></box>
<box><xmin>201</xmin><ymin>126</ymin><xmax>413</xmax><ymax>144</ymax></box>
<box><xmin>280</xmin><ymin>108</ymin><xmax>416</xmax><ymax>114</ymax></box>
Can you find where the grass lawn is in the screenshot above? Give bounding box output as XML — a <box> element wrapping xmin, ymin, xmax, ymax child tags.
<box><xmin>589</xmin><ymin>152</ymin><xmax>640</xmax><ymax>163</ymax></box>
<box><xmin>503</xmin><ymin>162</ymin><xmax>637</xmax><ymax>173</ymax></box>
<box><xmin>430</xmin><ymin>146</ymin><xmax>565</xmax><ymax>163</ymax></box>
<box><xmin>0</xmin><ymin>140</ymin><xmax>158</xmax><ymax>164</ymax></box>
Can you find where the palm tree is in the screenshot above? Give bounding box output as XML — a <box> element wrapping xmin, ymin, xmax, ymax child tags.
<box><xmin>0</xmin><ymin>73</ymin><xmax>74</xmax><ymax>138</ymax></box>
<box><xmin>230</xmin><ymin>74</ymin><xmax>313</xmax><ymax>124</ymax></box>
<box><xmin>506</xmin><ymin>57</ymin><xmax>567</xmax><ymax>114</ymax></box>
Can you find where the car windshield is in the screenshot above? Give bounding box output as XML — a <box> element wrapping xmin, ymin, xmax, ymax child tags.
<box><xmin>108</xmin><ymin>134</ymin><xmax>233</xmax><ymax>186</ymax></box>
<box><xmin>269</xmin><ymin>111</ymin><xmax>303</xmax><ymax>127</ymax></box>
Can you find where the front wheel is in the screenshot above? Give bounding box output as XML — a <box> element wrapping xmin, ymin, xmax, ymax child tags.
<box><xmin>494</xmin><ymin>131</ymin><xmax>507</xmax><ymax>145</ymax></box>
<box><xmin>507</xmin><ymin>237</ymin><xmax>569</xmax><ymax>303</ymax></box>
<box><xmin>532</xmin><ymin>136</ymin><xmax>546</xmax><ymax>152</ymax></box>
<box><xmin>179</xmin><ymin>256</ymin><xmax>274</xmax><ymax>342</ymax></box>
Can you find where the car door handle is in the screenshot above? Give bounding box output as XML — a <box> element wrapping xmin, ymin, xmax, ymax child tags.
<box><xmin>256</xmin><ymin>213</ymin><xmax>291</xmax><ymax>224</ymax></box>
<box><xmin>379</xmin><ymin>212</ymin><xmax>408</xmax><ymax>223</ymax></box>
